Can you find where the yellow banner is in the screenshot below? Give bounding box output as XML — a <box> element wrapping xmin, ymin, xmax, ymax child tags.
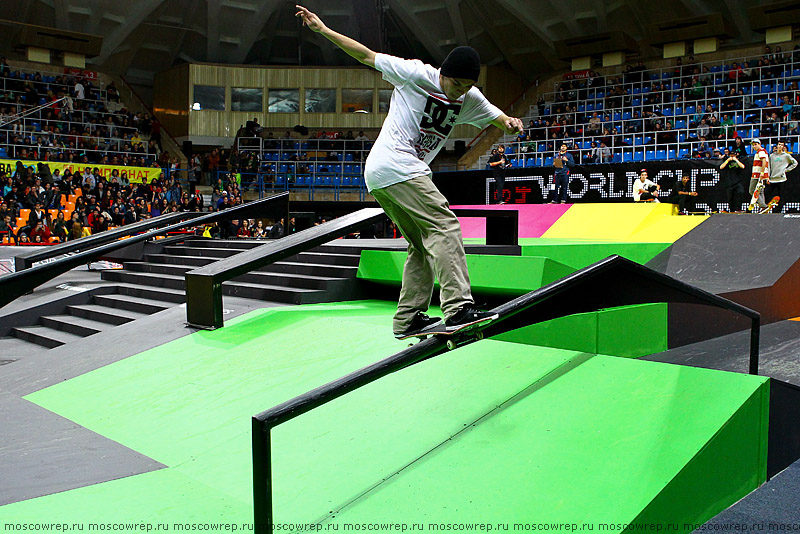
<box><xmin>0</xmin><ymin>159</ymin><xmax>163</xmax><ymax>184</ymax></box>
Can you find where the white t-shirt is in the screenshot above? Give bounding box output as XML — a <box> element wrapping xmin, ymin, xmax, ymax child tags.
<box><xmin>365</xmin><ymin>53</ymin><xmax>502</xmax><ymax>192</ymax></box>
<box><xmin>74</xmin><ymin>82</ymin><xmax>85</xmax><ymax>100</ymax></box>
<box><xmin>633</xmin><ymin>178</ymin><xmax>657</xmax><ymax>201</ymax></box>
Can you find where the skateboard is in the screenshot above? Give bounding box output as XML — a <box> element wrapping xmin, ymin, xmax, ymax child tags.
<box><xmin>400</xmin><ymin>314</ymin><xmax>498</xmax><ymax>350</ymax></box>
<box><xmin>759</xmin><ymin>196</ymin><xmax>780</xmax><ymax>214</ymax></box>
<box><xmin>748</xmin><ymin>180</ymin><xmax>766</xmax><ymax>211</ymax></box>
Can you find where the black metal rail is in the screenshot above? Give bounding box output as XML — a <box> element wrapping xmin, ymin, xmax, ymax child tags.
<box><xmin>0</xmin><ymin>193</ymin><xmax>290</xmax><ymax>309</ymax></box>
<box><xmin>251</xmin><ymin>254</ymin><xmax>760</xmax><ymax>532</ymax></box>
<box><xmin>184</xmin><ymin>208</ymin><xmax>387</xmax><ymax>329</ymax></box>
<box><xmin>13</xmin><ymin>211</ymin><xmax>199</xmax><ymax>271</ymax></box>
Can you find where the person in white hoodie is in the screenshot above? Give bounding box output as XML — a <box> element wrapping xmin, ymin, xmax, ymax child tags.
<box><xmin>768</xmin><ymin>141</ymin><xmax>798</xmax><ymax>212</ymax></box>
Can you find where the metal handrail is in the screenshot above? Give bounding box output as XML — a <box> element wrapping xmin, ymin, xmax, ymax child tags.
<box><xmin>13</xmin><ymin>211</ymin><xmax>198</xmax><ymax>271</ymax></box>
<box><xmin>250</xmin><ymin>254</ymin><xmax>760</xmax><ymax>532</ymax></box>
<box><xmin>0</xmin><ymin>192</ymin><xmax>290</xmax><ymax>309</ymax></box>
<box><xmin>184</xmin><ymin>207</ymin><xmax>386</xmax><ymax>329</ymax></box>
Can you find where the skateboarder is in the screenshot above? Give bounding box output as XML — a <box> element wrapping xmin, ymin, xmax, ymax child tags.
<box><xmin>748</xmin><ymin>138</ymin><xmax>770</xmax><ymax>211</ymax></box>
<box><xmin>633</xmin><ymin>169</ymin><xmax>660</xmax><ymax>202</ymax></box>
<box><xmin>296</xmin><ymin>5</ymin><xmax>524</xmax><ymax>339</ymax></box>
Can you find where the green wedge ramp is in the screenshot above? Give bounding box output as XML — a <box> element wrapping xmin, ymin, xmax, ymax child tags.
<box><xmin>357</xmin><ymin>250</ymin><xmax>575</xmax><ymax>296</ymax></box>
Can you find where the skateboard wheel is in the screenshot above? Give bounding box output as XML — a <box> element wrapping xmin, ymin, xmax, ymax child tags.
<box><xmin>446</xmin><ymin>339</ymin><xmax>457</xmax><ymax>350</ymax></box>
<box><xmin>475</xmin><ymin>331</ymin><xmax>484</xmax><ymax>340</ymax></box>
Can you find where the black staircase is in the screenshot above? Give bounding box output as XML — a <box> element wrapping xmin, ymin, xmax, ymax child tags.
<box><xmin>2</xmin><ymin>237</ymin><xmax>367</xmax><ymax>350</ymax></box>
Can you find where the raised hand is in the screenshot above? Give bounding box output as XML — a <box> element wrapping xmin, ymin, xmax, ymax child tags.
<box><xmin>295</xmin><ymin>5</ymin><xmax>325</xmax><ymax>32</ymax></box>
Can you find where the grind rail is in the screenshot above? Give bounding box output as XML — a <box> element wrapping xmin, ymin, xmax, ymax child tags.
<box><xmin>251</xmin><ymin>254</ymin><xmax>760</xmax><ymax>532</ymax></box>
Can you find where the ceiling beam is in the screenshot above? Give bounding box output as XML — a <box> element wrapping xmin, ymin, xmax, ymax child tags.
<box><xmin>93</xmin><ymin>0</ymin><xmax>164</xmax><ymax>64</ymax></box>
<box><xmin>228</xmin><ymin>0</ymin><xmax>281</xmax><ymax>64</ymax></box>
<box><xmin>384</xmin><ymin>0</ymin><xmax>446</xmax><ymax>64</ymax></box>
<box><xmin>446</xmin><ymin>0</ymin><xmax>468</xmax><ymax>44</ymax></box>
<box><xmin>207</xmin><ymin>0</ymin><xmax>221</xmax><ymax>62</ymax></box>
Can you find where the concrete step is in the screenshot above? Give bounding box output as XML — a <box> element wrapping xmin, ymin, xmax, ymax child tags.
<box><xmin>183</xmin><ymin>239</ymin><xmax>263</xmax><ymax>250</ymax></box>
<box><xmin>92</xmin><ymin>294</ymin><xmax>172</xmax><ymax>315</ymax></box>
<box><xmin>144</xmin><ymin>254</ymin><xmax>218</xmax><ymax>267</ymax></box>
<box><xmin>294</xmin><ymin>251</ymin><xmax>361</xmax><ymax>266</ymax></box>
<box><xmin>40</xmin><ymin>314</ymin><xmax>110</xmax><ymax>337</ymax></box>
<box><xmin>104</xmin><ymin>269</ymin><xmax>322</xmax><ymax>303</ymax></box>
<box><xmin>264</xmin><ymin>261</ymin><xmax>358</xmax><ymax>278</ymax></box>
<box><xmin>11</xmin><ymin>325</ymin><xmax>84</xmax><ymax>349</ymax></box>
<box><xmin>163</xmin><ymin>246</ymin><xmax>244</xmax><ymax>259</ymax></box>
<box><xmin>116</xmin><ymin>284</ymin><xmax>186</xmax><ymax>304</ymax></box>
<box><xmin>67</xmin><ymin>304</ymin><xmax>147</xmax><ymax>325</ymax></box>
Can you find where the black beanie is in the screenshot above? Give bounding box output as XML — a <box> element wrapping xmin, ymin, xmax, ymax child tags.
<box><xmin>440</xmin><ymin>46</ymin><xmax>481</xmax><ymax>82</ymax></box>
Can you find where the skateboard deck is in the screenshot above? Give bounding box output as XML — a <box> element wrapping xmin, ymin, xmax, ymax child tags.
<box><xmin>748</xmin><ymin>180</ymin><xmax>766</xmax><ymax>211</ymax></box>
<box><xmin>759</xmin><ymin>196</ymin><xmax>780</xmax><ymax>214</ymax></box>
<box><xmin>401</xmin><ymin>314</ymin><xmax>499</xmax><ymax>350</ymax></box>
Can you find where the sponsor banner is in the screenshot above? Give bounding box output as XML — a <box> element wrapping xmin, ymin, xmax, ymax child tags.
<box><xmin>435</xmin><ymin>160</ymin><xmax>800</xmax><ymax>213</ymax></box>
<box><xmin>0</xmin><ymin>158</ymin><xmax>162</xmax><ymax>184</ymax></box>
<box><xmin>64</xmin><ymin>68</ymin><xmax>98</xmax><ymax>80</ymax></box>
<box><xmin>563</xmin><ymin>70</ymin><xmax>595</xmax><ymax>80</ymax></box>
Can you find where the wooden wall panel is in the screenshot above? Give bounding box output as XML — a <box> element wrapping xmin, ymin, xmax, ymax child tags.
<box><xmin>152</xmin><ymin>64</ymin><xmax>190</xmax><ymax>137</ymax></box>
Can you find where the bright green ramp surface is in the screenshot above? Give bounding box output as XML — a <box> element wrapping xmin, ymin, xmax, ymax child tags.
<box><xmin>358</xmin><ymin>250</ymin><xmax>575</xmax><ymax>296</ymax></box>
<box><xmin>1</xmin><ymin>301</ymin><xmax>767</xmax><ymax>529</ymax></box>
<box><xmin>495</xmin><ymin>302</ymin><xmax>668</xmax><ymax>358</ymax></box>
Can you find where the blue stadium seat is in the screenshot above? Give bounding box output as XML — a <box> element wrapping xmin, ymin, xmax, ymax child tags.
<box><xmin>634</xmin><ymin>136</ymin><xmax>644</xmax><ymax>146</ymax></box>
<box><xmin>686</xmin><ymin>105</ymin><xmax>696</xmax><ymax>114</ymax></box>
<box><xmin>668</xmin><ymin>149</ymin><xmax>677</xmax><ymax>160</ymax></box>
<box><xmin>525</xmin><ymin>157</ymin><xmax>536</xmax><ymax>167</ymax></box>
<box><xmin>578</xmin><ymin>104</ymin><xmax>586</xmax><ymax>112</ymax></box>
<box><xmin>622</xmin><ymin>111</ymin><xmax>632</xmax><ymax>120</ymax></box>
<box><xmin>663</xmin><ymin>106</ymin><xmax>673</xmax><ymax>116</ymax></box>
<box><xmin>632</xmin><ymin>98</ymin><xmax>641</xmax><ymax>106</ymax></box>
<box><xmin>676</xmin><ymin>119</ymin><xmax>687</xmax><ymax>129</ymax></box>
<box><xmin>596</xmin><ymin>91</ymin><xmax>605</xmax><ymax>99</ymax></box>
<box><xmin>623</xmin><ymin>152</ymin><xmax>633</xmax><ymax>162</ymax></box>
<box><xmin>644</xmin><ymin>136</ymin><xmax>653</xmax><ymax>144</ymax></box>
<box><xmin>710</xmin><ymin>65</ymin><xmax>721</xmax><ymax>72</ymax></box>
<box><xmin>675</xmin><ymin>106</ymin><xmax>683</xmax><ymax>115</ymax></box>
<box><xmin>613</xmin><ymin>112</ymin><xmax>621</xmax><ymax>121</ymax></box>
<box><xmin>678</xmin><ymin>149</ymin><xmax>689</xmax><ymax>158</ymax></box>
<box><xmin>645</xmin><ymin>150</ymin><xmax>655</xmax><ymax>160</ymax></box>
<box><xmin>656</xmin><ymin>149</ymin><xmax>667</xmax><ymax>160</ymax></box>
<box><xmin>633</xmin><ymin>152</ymin><xmax>644</xmax><ymax>162</ymax></box>
<box><xmin>544</xmin><ymin>157</ymin><xmax>554</xmax><ymax>166</ymax></box>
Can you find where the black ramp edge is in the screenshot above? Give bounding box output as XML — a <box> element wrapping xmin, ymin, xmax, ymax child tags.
<box><xmin>0</xmin><ymin>390</ymin><xmax>164</xmax><ymax>506</ymax></box>
<box><xmin>644</xmin><ymin>320</ymin><xmax>800</xmax><ymax>384</ymax></box>
<box><xmin>646</xmin><ymin>214</ymin><xmax>800</xmax><ymax>294</ymax></box>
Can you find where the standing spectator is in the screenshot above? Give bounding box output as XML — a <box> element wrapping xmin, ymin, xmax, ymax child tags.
<box><xmin>549</xmin><ymin>143</ymin><xmax>574</xmax><ymax>203</ymax></box>
<box><xmin>488</xmin><ymin>145</ymin><xmax>509</xmax><ymax>204</ymax></box>
<box><xmin>767</xmin><ymin>141</ymin><xmax>798</xmax><ymax>212</ymax></box>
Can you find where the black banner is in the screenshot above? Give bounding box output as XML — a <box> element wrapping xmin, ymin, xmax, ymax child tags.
<box><xmin>434</xmin><ymin>160</ymin><xmax>800</xmax><ymax>213</ymax></box>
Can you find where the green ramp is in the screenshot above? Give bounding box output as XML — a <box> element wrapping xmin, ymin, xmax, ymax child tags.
<box><xmin>358</xmin><ymin>250</ymin><xmax>575</xmax><ymax>296</ymax></box>
<box><xmin>1</xmin><ymin>301</ymin><xmax>767</xmax><ymax>529</ymax></box>
<box><xmin>494</xmin><ymin>302</ymin><xmax>668</xmax><ymax>358</ymax></box>
<box><xmin>518</xmin><ymin>238</ymin><xmax>671</xmax><ymax>269</ymax></box>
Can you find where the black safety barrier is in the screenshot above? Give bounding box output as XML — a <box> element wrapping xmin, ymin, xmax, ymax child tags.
<box><xmin>251</xmin><ymin>254</ymin><xmax>760</xmax><ymax>532</ymax></box>
<box><xmin>14</xmin><ymin>211</ymin><xmax>199</xmax><ymax>272</ymax></box>
<box><xmin>0</xmin><ymin>193</ymin><xmax>290</xmax><ymax>309</ymax></box>
<box><xmin>184</xmin><ymin>208</ymin><xmax>387</xmax><ymax>329</ymax></box>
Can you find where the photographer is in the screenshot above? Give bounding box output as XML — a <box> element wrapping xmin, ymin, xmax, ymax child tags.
<box><xmin>488</xmin><ymin>144</ymin><xmax>510</xmax><ymax>204</ymax></box>
<box><xmin>718</xmin><ymin>148</ymin><xmax>747</xmax><ymax>212</ymax></box>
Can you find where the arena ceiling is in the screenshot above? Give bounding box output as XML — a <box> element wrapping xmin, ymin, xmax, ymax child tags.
<box><xmin>0</xmin><ymin>0</ymin><xmax>773</xmax><ymax>95</ymax></box>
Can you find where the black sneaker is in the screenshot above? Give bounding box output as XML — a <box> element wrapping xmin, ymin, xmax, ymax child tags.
<box><xmin>445</xmin><ymin>307</ymin><xmax>498</xmax><ymax>332</ymax></box>
<box><xmin>394</xmin><ymin>312</ymin><xmax>443</xmax><ymax>339</ymax></box>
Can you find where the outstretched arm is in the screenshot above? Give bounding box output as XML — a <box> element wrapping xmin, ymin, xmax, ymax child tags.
<box><xmin>296</xmin><ymin>5</ymin><xmax>376</xmax><ymax>67</ymax></box>
<box><xmin>490</xmin><ymin>113</ymin><xmax>524</xmax><ymax>136</ymax></box>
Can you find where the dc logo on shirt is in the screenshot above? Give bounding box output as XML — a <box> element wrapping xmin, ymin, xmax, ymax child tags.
<box><xmin>420</xmin><ymin>96</ymin><xmax>461</xmax><ymax>136</ymax></box>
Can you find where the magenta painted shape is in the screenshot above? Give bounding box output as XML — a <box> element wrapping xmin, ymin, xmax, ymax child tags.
<box><xmin>452</xmin><ymin>204</ymin><xmax>572</xmax><ymax>239</ymax></box>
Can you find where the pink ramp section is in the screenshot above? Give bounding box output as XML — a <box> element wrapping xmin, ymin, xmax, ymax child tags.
<box><xmin>452</xmin><ymin>204</ymin><xmax>572</xmax><ymax>239</ymax></box>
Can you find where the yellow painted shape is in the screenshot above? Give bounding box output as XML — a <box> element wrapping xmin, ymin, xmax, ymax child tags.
<box><xmin>543</xmin><ymin>203</ymin><xmax>705</xmax><ymax>242</ymax></box>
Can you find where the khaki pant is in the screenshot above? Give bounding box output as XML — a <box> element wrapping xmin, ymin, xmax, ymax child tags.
<box><xmin>371</xmin><ymin>175</ymin><xmax>473</xmax><ymax>334</ymax></box>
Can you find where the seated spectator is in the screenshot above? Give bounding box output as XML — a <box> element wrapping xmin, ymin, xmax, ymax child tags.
<box><xmin>0</xmin><ymin>214</ymin><xmax>15</xmax><ymax>243</ymax></box>
<box><xmin>599</xmin><ymin>141</ymin><xmax>612</xmax><ymax>163</ymax></box>
<box><xmin>666</xmin><ymin>174</ymin><xmax>699</xmax><ymax>214</ymax></box>
<box><xmin>633</xmin><ymin>169</ymin><xmax>660</xmax><ymax>202</ymax></box>
<box><xmin>29</xmin><ymin>219</ymin><xmax>51</xmax><ymax>242</ymax></box>
<box><xmin>696</xmin><ymin>137</ymin><xmax>712</xmax><ymax>158</ymax></box>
